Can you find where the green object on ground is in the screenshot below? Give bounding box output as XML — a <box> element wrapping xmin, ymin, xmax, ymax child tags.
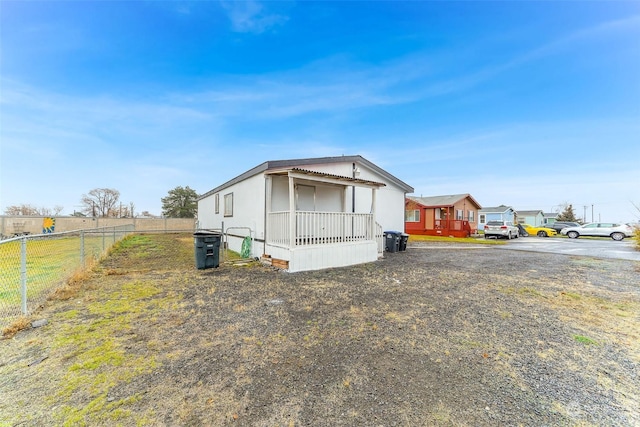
<box><xmin>240</xmin><ymin>236</ymin><xmax>251</xmax><ymax>258</ymax></box>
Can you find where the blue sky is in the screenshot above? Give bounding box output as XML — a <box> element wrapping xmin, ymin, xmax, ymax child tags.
<box><xmin>1</xmin><ymin>1</ymin><xmax>639</xmax><ymax>222</ymax></box>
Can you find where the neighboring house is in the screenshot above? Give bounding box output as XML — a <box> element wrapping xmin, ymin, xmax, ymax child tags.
<box><xmin>405</xmin><ymin>194</ymin><xmax>481</xmax><ymax>237</ymax></box>
<box><xmin>197</xmin><ymin>155</ymin><xmax>414</xmax><ymax>273</ymax></box>
<box><xmin>478</xmin><ymin>205</ymin><xmax>517</xmax><ymax>230</ymax></box>
<box><xmin>543</xmin><ymin>212</ymin><xmax>558</xmax><ymax>225</ymax></box>
<box><xmin>516</xmin><ymin>210</ymin><xmax>545</xmax><ymax>226</ymax></box>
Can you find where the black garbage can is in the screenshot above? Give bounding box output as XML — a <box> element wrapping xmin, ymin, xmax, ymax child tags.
<box><xmin>384</xmin><ymin>231</ymin><xmax>400</xmax><ymax>253</ymax></box>
<box><xmin>399</xmin><ymin>233</ymin><xmax>409</xmax><ymax>251</ymax></box>
<box><xmin>194</xmin><ymin>231</ymin><xmax>221</xmax><ymax>269</ymax></box>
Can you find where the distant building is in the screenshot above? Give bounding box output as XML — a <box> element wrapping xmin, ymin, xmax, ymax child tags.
<box><xmin>478</xmin><ymin>205</ymin><xmax>517</xmax><ymax>230</ymax></box>
<box><xmin>516</xmin><ymin>210</ymin><xmax>545</xmax><ymax>226</ymax></box>
<box><xmin>405</xmin><ymin>194</ymin><xmax>481</xmax><ymax>237</ymax></box>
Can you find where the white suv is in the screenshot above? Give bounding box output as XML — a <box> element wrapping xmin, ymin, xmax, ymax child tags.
<box><xmin>560</xmin><ymin>223</ymin><xmax>635</xmax><ymax>241</ymax></box>
<box><xmin>483</xmin><ymin>220</ymin><xmax>519</xmax><ymax>240</ymax></box>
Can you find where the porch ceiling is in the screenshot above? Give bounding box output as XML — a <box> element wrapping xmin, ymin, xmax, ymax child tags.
<box><xmin>266</xmin><ymin>168</ymin><xmax>386</xmax><ymax>189</ymax></box>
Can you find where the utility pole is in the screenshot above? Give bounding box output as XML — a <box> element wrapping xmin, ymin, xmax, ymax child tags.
<box><xmin>583</xmin><ymin>206</ymin><xmax>587</xmax><ymax>223</ymax></box>
<box><xmin>591</xmin><ymin>204</ymin><xmax>594</xmax><ymax>223</ymax></box>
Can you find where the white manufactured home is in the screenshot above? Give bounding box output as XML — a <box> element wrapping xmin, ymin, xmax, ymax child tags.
<box><xmin>197</xmin><ymin>155</ymin><xmax>414</xmax><ymax>272</ymax></box>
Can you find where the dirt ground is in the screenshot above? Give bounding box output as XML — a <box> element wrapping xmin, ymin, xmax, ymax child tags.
<box><xmin>1</xmin><ymin>233</ymin><xmax>639</xmax><ymax>426</ymax></box>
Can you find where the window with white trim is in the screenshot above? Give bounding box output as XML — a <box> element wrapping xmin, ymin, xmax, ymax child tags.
<box><xmin>468</xmin><ymin>210</ymin><xmax>475</xmax><ymax>222</ymax></box>
<box><xmin>215</xmin><ymin>194</ymin><xmax>219</xmax><ymax>214</ymax></box>
<box><xmin>224</xmin><ymin>193</ymin><xmax>233</xmax><ymax>217</ymax></box>
<box><xmin>405</xmin><ymin>210</ymin><xmax>420</xmax><ymax>222</ymax></box>
<box><xmin>456</xmin><ymin>209</ymin><xmax>464</xmax><ymax>220</ymax></box>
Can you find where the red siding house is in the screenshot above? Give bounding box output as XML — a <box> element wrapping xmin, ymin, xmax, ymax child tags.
<box><xmin>405</xmin><ymin>194</ymin><xmax>482</xmax><ymax>237</ymax></box>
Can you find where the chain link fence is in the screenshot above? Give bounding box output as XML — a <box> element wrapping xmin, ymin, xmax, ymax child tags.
<box><xmin>0</xmin><ymin>225</ymin><xmax>134</xmax><ymax>330</ymax></box>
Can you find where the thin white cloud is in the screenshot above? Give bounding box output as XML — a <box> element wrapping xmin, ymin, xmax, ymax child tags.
<box><xmin>1</xmin><ymin>79</ymin><xmax>214</xmax><ymax>148</ymax></box>
<box><xmin>163</xmin><ymin>14</ymin><xmax>640</xmax><ymax>121</ymax></box>
<box><xmin>450</xmin><ymin>14</ymin><xmax>640</xmax><ymax>92</ymax></box>
<box><xmin>515</xmin><ymin>14</ymin><xmax>640</xmax><ymax>66</ymax></box>
<box><xmin>220</xmin><ymin>0</ymin><xmax>288</xmax><ymax>34</ymax></box>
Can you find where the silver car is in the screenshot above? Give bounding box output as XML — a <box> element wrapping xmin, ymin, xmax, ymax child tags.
<box><xmin>483</xmin><ymin>220</ymin><xmax>519</xmax><ymax>239</ymax></box>
<box><xmin>560</xmin><ymin>222</ymin><xmax>635</xmax><ymax>241</ymax></box>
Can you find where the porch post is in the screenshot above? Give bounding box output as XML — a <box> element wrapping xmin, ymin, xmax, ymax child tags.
<box><xmin>371</xmin><ymin>188</ymin><xmax>377</xmax><ymax>239</ymax></box>
<box><xmin>265</xmin><ymin>175</ymin><xmax>272</xmax><ymax>214</ymax></box>
<box><xmin>265</xmin><ymin>175</ymin><xmax>272</xmax><ymax>248</ymax></box>
<box><xmin>289</xmin><ymin>174</ymin><xmax>295</xmax><ymax>248</ymax></box>
<box><xmin>342</xmin><ymin>187</ymin><xmax>347</xmax><ymax>213</ymax></box>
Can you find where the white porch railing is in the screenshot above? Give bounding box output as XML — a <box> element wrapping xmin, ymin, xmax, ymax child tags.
<box><xmin>375</xmin><ymin>222</ymin><xmax>384</xmax><ymax>254</ymax></box>
<box><xmin>268</xmin><ymin>211</ymin><xmax>376</xmax><ymax>247</ymax></box>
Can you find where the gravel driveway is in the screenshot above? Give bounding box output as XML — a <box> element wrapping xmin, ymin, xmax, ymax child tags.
<box><xmin>495</xmin><ymin>236</ymin><xmax>640</xmax><ymax>261</ymax></box>
<box><xmin>1</xmin><ymin>235</ymin><xmax>639</xmax><ymax>426</ymax></box>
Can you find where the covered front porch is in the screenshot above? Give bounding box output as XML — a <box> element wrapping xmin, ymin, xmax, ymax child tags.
<box><xmin>419</xmin><ymin>219</ymin><xmax>472</xmax><ymax>238</ymax></box>
<box><xmin>263</xmin><ymin>168</ymin><xmax>385</xmax><ymax>272</ymax></box>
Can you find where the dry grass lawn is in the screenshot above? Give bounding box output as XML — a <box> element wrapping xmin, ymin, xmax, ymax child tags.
<box><xmin>1</xmin><ymin>233</ymin><xmax>639</xmax><ymax>426</ymax></box>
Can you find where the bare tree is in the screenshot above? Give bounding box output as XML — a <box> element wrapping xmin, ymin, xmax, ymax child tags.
<box><xmin>4</xmin><ymin>204</ymin><xmax>37</xmax><ymax>215</ymax></box>
<box><xmin>631</xmin><ymin>201</ymin><xmax>640</xmax><ymax>219</ymax></box>
<box><xmin>81</xmin><ymin>188</ymin><xmax>120</xmax><ymax>217</ymax></box>
<box><xmin>3</xmin><ymin>204</ymin><xmax>64</xmax><ymax>216</ymax></box>
<box><xmin>113</xmin><ymin>203</ymin><xmax>135</xmax><ymax>218</ymax></box>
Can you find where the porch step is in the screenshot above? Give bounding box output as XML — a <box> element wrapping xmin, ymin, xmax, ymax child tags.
<box><xmin>260</xmin><ymin>255</ymin><xmax>289</xmax><ymax>270</ymax></box>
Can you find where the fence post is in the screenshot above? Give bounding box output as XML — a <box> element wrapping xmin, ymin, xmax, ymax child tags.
<box><xmin>80</xmin><ymin>230</ymin><xmax>85</xmax><ymax>267</ymax></box>
<box><xmin>20</xmin><ymin>237</ymin><xmax>27</xmax><ymax>315</ymax></box>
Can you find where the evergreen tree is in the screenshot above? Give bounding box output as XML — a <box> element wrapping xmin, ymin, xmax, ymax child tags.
<box><xmin>161</xmin><ymin>186</ymin><xmax>198</xmax><ymax>218</ymax></box>
<box><xmin>556</xmin><ymin>204</ymin><xmax>578</xmax><ymax>222</ymax></box>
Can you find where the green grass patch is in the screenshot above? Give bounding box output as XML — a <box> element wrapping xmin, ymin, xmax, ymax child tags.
<box><xmin>561</xmin><ymin>292</ymin><xmax>581</xmax><ymax>300</ymax></box>
<box><xmin>50</xmin><ymin>279</ymin><xmax>176</xmax><ymax>425</ymax></box>
<box><xmin>573</xmin><ymin>335</ymin><xmax>599</xmax><ymax>346</ymax></box>
<box><xmin>0</xmin><ymin>235</ymin><xmax>116</xmax><ymax>308</ymax></box>
<box><xmin>498</xmin><ymin>286</ymin><xmax>545</xmax><ymax>298</ymax></box>
<box><xmin>110</xmin><ymin>235</ymin><xmax>161</xmax><ymax>259</ymax></box>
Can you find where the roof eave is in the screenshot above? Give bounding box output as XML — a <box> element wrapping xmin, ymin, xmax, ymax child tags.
<box><xmin>198</xmin><ymin>155</ymin><xmax>413</xmax><ymax>200</ymax></box>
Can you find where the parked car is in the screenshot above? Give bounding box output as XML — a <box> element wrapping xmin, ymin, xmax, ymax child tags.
<box><xmin>560</xmin><ymin>222</ymin><xmax>635</xmax><ymax>241</ymax></box>
<box><xmin>484</xmin><ymin>220</ymin><xmax>519</xmax><ymax>239</ymax></box>
<box><xmin>544</xmin><ymin>221</ymin><xmax>581</xmax><ymax>233</ymax></box>
<box><xmin>522</xmin><ymin>224</ymin><xmax>558</xmax><ymax>237</ymax></box>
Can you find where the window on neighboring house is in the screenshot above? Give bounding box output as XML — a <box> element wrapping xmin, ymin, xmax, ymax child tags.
<box><xmin>215</xmin><ymin>194</ymin><xmax>219</xmax><ymax>214</ymax></box>
<box><xmin>224</xmin><ymin>193</ymin><xmax>233</xmax><ymax>217</ymax></box>
<box><xmin>479</xmin><ymin>214</ymin><xmax>486</xmax><ymax>223</ymax></box>
<box><xmin>405</xmin><ymin>210</ymin><xmax>420</xmax><ymax>222</ymax></box>
<box><xmin>468</xmin><ymin>210</ymin><xmax>475</xmax><ymax>222</ymax></box>
<box><xmin>456</xmin><ymin>209</ymin><xmax>464</xmax><ymax>220</ymax></box>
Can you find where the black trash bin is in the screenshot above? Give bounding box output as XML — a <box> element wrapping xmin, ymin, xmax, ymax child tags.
<box><xmin>399</xmin><ymin>233</ymin><xmax>409</xmax><ymax>251</ymax></box>
<box><xmin>194</xmin><ymin>231</ymin><xmax>221</xmax><ymax>269</ymax></box>
<box><xmin>384</xmin><ymin>231</ymin><xmax>400</xmax><ymax>253</ymax></box>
